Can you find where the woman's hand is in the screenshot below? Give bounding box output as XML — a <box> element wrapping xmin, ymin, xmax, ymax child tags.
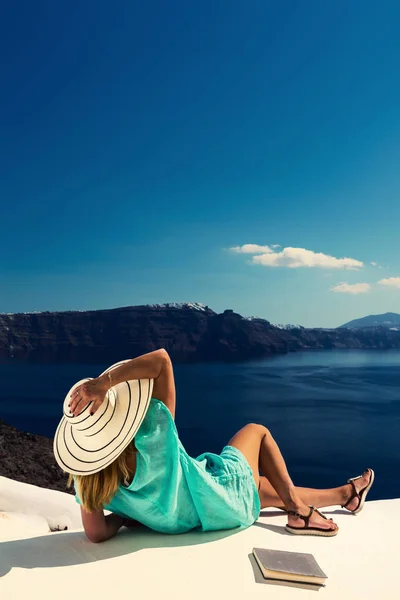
<box><xmin>69</xmin><ymin>376</ymin><xmax>109</xmax><ymax>417</ymax></box>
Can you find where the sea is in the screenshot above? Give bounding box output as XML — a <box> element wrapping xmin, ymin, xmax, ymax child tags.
<box><xmin>1</xmin><ymin>350</ymin><xmax>399</xmax><ymax>501</ymax></box>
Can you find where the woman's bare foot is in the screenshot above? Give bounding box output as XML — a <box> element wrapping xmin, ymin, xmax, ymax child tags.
<box><xmin>287</xmin><ymin>503</ymin><xmax>338</xmax><ymax>532</ymax></box>
<box><xmin>342</xmin><ymin>468</ymin><xmax>374</xmax><ymax>513</ymax></box>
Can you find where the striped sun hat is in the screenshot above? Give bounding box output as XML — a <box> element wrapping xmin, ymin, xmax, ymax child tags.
<box><xmin>53</xmin><ymin>360</ymin><xmax>154</xmax><ymax>476</ymax></box>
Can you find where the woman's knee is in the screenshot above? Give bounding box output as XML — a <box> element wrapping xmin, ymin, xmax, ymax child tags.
<box><xmin>244</xmin><ymin>423</ymin><xmax>270</xmax><ymax>439</ymax></box>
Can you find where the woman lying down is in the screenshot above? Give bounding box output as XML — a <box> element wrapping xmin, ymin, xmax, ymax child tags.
<box><xmin>53</xmin><ymin>349</ymin><xmax>374</xmax><ymax>543</ymax></box>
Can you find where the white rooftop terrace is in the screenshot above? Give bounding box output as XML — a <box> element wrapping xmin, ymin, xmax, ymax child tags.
<box><xmin>1</xmin><ymin>476</ymin><xmax>398</xmax><ymax>600</ymax></box>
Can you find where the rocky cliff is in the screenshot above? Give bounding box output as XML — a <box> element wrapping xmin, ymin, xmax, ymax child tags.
<box><xmin>0</xmin><ymin>419</ymin><xmax>69</xmax><ymax>493</ymax></box>
<box><xmin>1</xmin><ymin>303</ymin><xmax>400</xmax><ymax>364</ymax></box>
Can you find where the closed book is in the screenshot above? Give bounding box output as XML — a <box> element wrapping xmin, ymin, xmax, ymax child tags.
<box><xmin>252</xmin><ymin>548</ymin><xmax>327</xmax><ymax>586</ymax></box>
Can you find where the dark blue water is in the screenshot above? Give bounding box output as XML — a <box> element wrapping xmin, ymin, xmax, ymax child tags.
<box><xmin>1</xmin><ymin>350</ymin><xmax>399</xmax><ymax>501</ymax></box>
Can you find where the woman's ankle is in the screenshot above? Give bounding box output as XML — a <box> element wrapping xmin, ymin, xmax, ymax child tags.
<box><xmin>339</xmin><ymin>483</ymin><xmax>352</xmax><ymax>505</ymax></box>
<box><xmin>285</xmin><ymin>496</ymin><xmax>306</xmax><ymax>514</ymax></box>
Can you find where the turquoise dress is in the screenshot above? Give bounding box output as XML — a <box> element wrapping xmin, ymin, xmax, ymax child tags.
<box><xmin>75</xmin><ymin>398</ymin><xmax>260</xmax><ymax>534</ymax></box>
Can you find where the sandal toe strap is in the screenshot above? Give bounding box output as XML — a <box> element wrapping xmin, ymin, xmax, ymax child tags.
<box><xmin>312</xmin><ymin>506</ymin><xmax>330</xmax><ymax>520</ymax></box>
<box><xmin>342</xmin><ymin>479</ymin><xmax>361</xmax><ymax>509</ymax></box>
<box><xmin>347</xmin><ymin>474</ymin><xmax>363</xmax><ymax>483</ymax></box>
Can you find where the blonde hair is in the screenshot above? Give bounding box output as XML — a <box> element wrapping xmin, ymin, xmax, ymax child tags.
<box><xmin>67</xmin><ymin>441</ymin><xmax>136</xmax><ymax>513</ymax></box>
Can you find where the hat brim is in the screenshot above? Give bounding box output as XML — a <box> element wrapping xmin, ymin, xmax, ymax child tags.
<box><xmin>53</xmin><ymin>361</ymin><xmax>154</xmax><ymax>476</ymax></box>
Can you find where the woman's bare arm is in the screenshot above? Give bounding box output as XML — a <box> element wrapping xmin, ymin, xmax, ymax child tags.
<box><xmin>103</xmin><ymin>349</ymin><xmax>170</xmax><ymax>385</ymax></box>
<box><xmin>80</xmin><ymin>506</ymin><xmax>126</xmax><ymax>543</ymax></box>
<box><xmin>70</xmin><ymin>349</ymin><xmax>176</xmax><ymax>419</ymax></box>
<box><xmin>100</xmin><ymin>349</ymin><xmax>176</xmax><ymax>417</ymax></box>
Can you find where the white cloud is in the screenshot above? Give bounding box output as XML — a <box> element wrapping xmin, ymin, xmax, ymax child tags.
<box><xmin>331</xmin><ymin>282</ymin><xmax>371</xmax><ymax>294</ymax></box>
<box><xmin>378</xmin><ymin>277</ymin><xmax>400</xmax><ymax>289</ymax></box>
<box><xmin>371</xmin><ymin>261</ymin><xmax>377</xmax><ymax>267</ymax></box>
<box><xmin>238</xmin><ymin>246</ymin><xmax>363</xmax><ymax>270</ymax></box>
<box><xmin>230</xmin><ymin>244</ymin><xmax>273</xmax><ymax>254</ymax></box>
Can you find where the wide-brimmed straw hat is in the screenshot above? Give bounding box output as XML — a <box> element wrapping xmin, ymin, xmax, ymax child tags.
<box><xmin>53</xmin><ymin>360</ymin><xmax>154</xmax><ymax>476</ymax></box>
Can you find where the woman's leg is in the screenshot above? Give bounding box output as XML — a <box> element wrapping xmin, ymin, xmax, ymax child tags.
<box><xmin>227</xmin><ymin>423</ymin><xmax>338</xmax><ymax>531</ymax></box>
<box><xmin>259</xmin><ymin>476</ymin><xmax>350</xmax><ymax>510</ymax></box>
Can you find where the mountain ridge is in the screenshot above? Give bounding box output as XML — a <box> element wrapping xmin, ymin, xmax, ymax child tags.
<box><xmin>1</xmin><ymin>303</ymin><xmax>400</xmax><ymax>363</ymax></box>
<box><xmin>341</xmin><ymin>312</ymin><xmax>400</xmax><ymax>330</ymax></box>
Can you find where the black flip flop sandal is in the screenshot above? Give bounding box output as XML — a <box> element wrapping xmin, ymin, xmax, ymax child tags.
<box><xmin>285</xmin><ymin>505</ymin><xmax>339</xmax><ymax>537</ymax></box>
<box><xmin>342</xmin><ymin>468</ymin><xmax>375</xmax><ymax>515</ymax></box>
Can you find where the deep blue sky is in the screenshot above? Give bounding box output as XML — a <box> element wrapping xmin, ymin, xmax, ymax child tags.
<box><xmin>1</xmin><ymin>1</ymin><xmax>400</xmax><ymax>326</ymax></box>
